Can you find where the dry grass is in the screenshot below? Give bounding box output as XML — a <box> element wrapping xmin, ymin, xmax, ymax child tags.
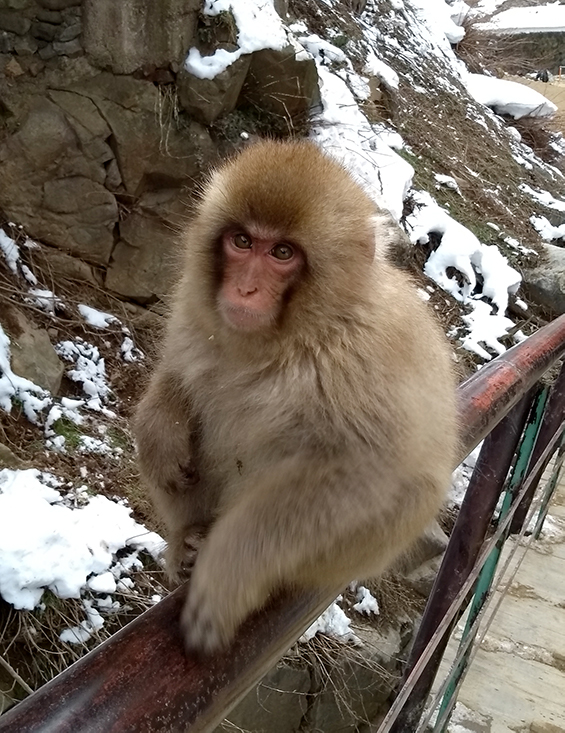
<box><xmin>0</xmin><ymin>566</ymin><xmax>168</xmax><ymax>709</ymax></box>
<box><xmin>454</xmin><ymin>21</ymin><xmax>553</xmax><ymax>78</ymax></box>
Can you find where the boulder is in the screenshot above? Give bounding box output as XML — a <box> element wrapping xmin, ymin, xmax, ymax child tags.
<box><xmin>0</xmin><ymin>11</ymin><xmax>31</xmax><ymax>35</ymax></box>
<box><xmin>241</xmin><ymin>43</ymin><xmax>320</xmax><ymax>126</ymax></box>
<box><xmin>38</xmin><ymin>0</ymin><xmax>81</xmax><ymax>10</ymax></box>
<box><xmin>404</xmin><ymin>555</ymin><xmax>444</xmax><ymax>597</ymax></box>
<box><xmin>177</xmin><ymin>54</ymin><xmax>251</xmax><ymax>125</ymax></box>
<box><xmin>395</xmin><ymin>520</ymin><xmax>449</xmax><ymax>575</ymax></box>
<box><xmin>0</xmin><ymin>443</ymin><xmax>24</xmax><ymax>469</ymax></box>
<box><xmin>32</xmin><ymin>245</ymin><xmax>102</xmax><ymax>286</ymax></box>
<box><xmin>523</xmin><ymin>243</ymin><xmax>565</xmax><ymax>315</ymax></box>
<box><xmin>9</xmin><ymin>310</ymin><xmax>65</xmax><ymax>394</ymax></box>
<box><xmin>82</xmin><ymin>0</ymin><xmax>200</xmax><ymax>74</ymax></box>
<box><xmin>105</xmin><ymin>207</ymin><xmax>182</xmax><ymax>301</ymax></box>
<box><xmin>217</xmin><ymin>662</ymin><xmax>310</xmax><ymax>733</ymax></box>
<box><xmin>68</xmin><ymin>73</ymin><xmax>216</xmax><ymax>195</ymax></box>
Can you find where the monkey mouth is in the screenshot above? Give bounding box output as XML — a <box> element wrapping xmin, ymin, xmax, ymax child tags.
<box><xmin>220</xmin><ymin>302</ymin><xmax>276</xmax><ymax>332</ymax></box>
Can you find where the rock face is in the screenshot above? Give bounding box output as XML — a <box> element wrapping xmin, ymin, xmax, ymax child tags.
<box><xmin>82</xmin><ymin>0</ymin><xmax>201</xmax><ymax>74</ymax></box>
<box><xmin>523</xmin><ymin>243</ymin><xmax>565</xmax><ymax>315</ymax></box>
<box><xmin>0</xmin><ymin>1</ymin><xmax>320</xmax><ymax>303</ymax></box>
<box><xmin>215</xmin><ymin>623</ymin><xmax>405</xmax><ymax>733</ymax></box>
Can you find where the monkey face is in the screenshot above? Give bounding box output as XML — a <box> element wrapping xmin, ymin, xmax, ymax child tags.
<box><xmin>217</xmin><ymin>227</ymin><xmax>305</xmax><ymax>332</ymax></box>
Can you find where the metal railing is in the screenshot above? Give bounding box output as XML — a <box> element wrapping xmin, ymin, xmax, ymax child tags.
<box><xmin>1</xmin><ymin>314</ymin><xmax>565</xmax><ymax>733</ymax></box>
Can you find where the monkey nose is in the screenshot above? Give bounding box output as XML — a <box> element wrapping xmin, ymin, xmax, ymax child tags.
<box><xmin>239</xmin><ymin>284</ymin><xmax>258</xmax><ymax>296</ymax></box>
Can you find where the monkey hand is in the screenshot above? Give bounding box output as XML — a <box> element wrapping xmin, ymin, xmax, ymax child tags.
<box><xmin>165</xmin><ymin>525</ymin><xmax>208</xmax><ymax>584</ymax></box>
<box><xmin>180</xmin><ymin>519</ymin><xmax>269</xmax><ymax>655</ymax></box>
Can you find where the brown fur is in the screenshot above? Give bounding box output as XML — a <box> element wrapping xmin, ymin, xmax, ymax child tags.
<box><xmin>133</xmin><ymin>140</ymin><xmax>458</xmax><ymax>653</ymax></box>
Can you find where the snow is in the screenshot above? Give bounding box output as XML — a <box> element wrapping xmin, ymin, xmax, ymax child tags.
<box><xmin>0</xmin><ymin>468</ymin><xmax>163</xmax><ymax>612</ymax></box>
<box><xmin>450</xmin><ymin>444</ymin><xmax>482</xmax><ymax>506</ymax></box>
<box><xmin>78</xmin><ymin>304</ymin><xmax>118</xmax><ymax>329</ymax></box>
<box><xmin>300</xmin><ymin>599</ymin><xmax>360</xmax><ymax>644</ymax></box>
<box><xmin>56</xmin><ymin>339</ymin><xmax>113</xmax><ymax>414</ymax></box>
<box><xmin>0</xmin><ymin>323</ymin><xmax>50</xmax><ymax>423</ymax></box>
<box><xmin>406</xmin><ymin>191</ymin><xmax>521</xmax><ymax>356</ymax></box>
<box><xmin>353</xmin><ymin>585</ymin><xmax>380</xmax><ymax>616</ymax></box>
<box><xmin>411</xmin><ymin>0</ymin><xmax>466</xmax><ymax>44</ymax></box>
<box><xmin>531</xmin><ymin>214</ymin><xmax>565</xmax><ymax>241</ymax></box>
<box><xmin>120</xmin><ymin>336</ymin><xmax>143</xmax><ymax>363</ymax></box>
<box><xmin>480</xmin><ymin>3</ymin><xmax>565</xmax><ymax>34</ymax></box>
<box><xmin>185</xmin><ymin>0</ymin><xmax>287</xmax><ymax>79</ymax></box>
<box><xmin>365</xmin><ymin>51</ymin><xmax>399</xmax><ymax>90</ymax></box>
<box><xmin>466</xmin><ymin>74</ymin><xmax>557</xmax><ymax>120</ymax></box>
<box><xmin>435</xmin><ymin>173</ymin><xmax>462</xmax><ymax>194</ymax></box>
<box><xmin>0</xmin><ymin>229</ymin><xmax>19</xmax><ymax>273</ymax></box>
<box><xmin>519</xmin><ymin>183</ymin><xmax>565</xmax><ymax>212</ymax></box>
<box><xmin>26</xmin><ymin>288</ymin><xmax>62</xmax><ymax>316</ymax></box>
<box><xmin>310</xmin><ymin>65</ymin><xmax>413</xmax><ymax>221</ymax></box>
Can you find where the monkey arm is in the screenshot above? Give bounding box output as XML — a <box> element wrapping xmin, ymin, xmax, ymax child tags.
<box><xmin>181</xmin><ymin>454</ymin><xmax>412</xmax><ymax>653</ymax></box>
<box><xmin>133</xmin><ymin>369</ymin><xmax>213</xmax><ymax>578</ymax></box>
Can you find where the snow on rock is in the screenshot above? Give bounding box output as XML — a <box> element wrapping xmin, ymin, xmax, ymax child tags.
<box><xmin>310</xmin><ymin>65</ymin><xmax>413</xmax><ymax>221</ymax></box>
<box><xmin>519</xmin><ymin>184</ymin><xmax>565</xmax><ymax>212</ymax></box>
<box><xmin>365</xmin><ymin>51</ymin><xmax>399</xmax><ymax>90</ymax></box>
<box><xmin>0</xmin><ymin>229</ymin><xmax>19</xmax><ymax>273</ymax></box>
<box><xmin>0</xmin><ymin>324</ymin><xmax>50</xmax><ymax>423</ymax></box>
<box><xmin>78</xmin><ymin>304</ymin><xmax>119</xmax><ymax>329</ymax></box>
<box><xmin>353</xmin><ymin>586</ymin><xmax>380</xmax><ymax>616</ymax></box>
<box><xmin>185</xmin><ymin>0</ymin><xmax>287</xmax><ymax>79</ymax></box>
<box><xmin>407</xmin><ymin>192</ymin><xmax>520</xmax><ymax>311</ymax></box>
<box><xmin>406</xmin><ymin>191</ymin><xmax>522</xmax><ymax>359</ymax></box>
<box><xmin>0</xmin><ymin>468</ymin><xmax>164</xmax><ymax>611</ymax></box>
<box><xmin>466</xmin><ymin>74</ymin><xmax>557</xmax><ymax>120</ymax></box>
<box><xmin>56</xmin><ymin>339</ymin><xmax>113</xmax><ymax>414</ymax></box>
<box><xmin>531</xmin><ymin>214</ymin><xmax>565</xmax><ymax>241</ymax></box>
<box><xmin>25</xmin><ymin>288</ymin><xmax>63</xmax><ymax>316</ymax></box>
<box><xmin>120</xmin><ymin>336</ymin><xmax>143</xmax><ymax>363</ymax></box>
<box><xmin>300</xmin><ymin>599</ymin><xmax>360</xmax><ymax>644</ymax></box>
<box><xmin>461</xmin><ymin>300</ymin><xmax>522</xmax><ymax>361</ymax></box>
<box><xmin>435</xmin><ymin>173</ymin><xmax>462</xmax><ymax>195</ymax></box>
<box><xmin>410</xmin><ymin>0</ymin><xmax>465</xmax><ymax>47</ymax></box>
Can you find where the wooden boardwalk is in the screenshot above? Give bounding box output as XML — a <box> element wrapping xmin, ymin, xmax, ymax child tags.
<box><xmin>439</xmin><ymin>469</ymin><xmax>565</xmax><ymax>733</ymax></box>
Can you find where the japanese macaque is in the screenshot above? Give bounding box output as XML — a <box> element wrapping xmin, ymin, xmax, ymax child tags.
<box><xmin>133</xmin><ymin>140</ymin><xmax>457</xmax><ymax>654</ymax></box>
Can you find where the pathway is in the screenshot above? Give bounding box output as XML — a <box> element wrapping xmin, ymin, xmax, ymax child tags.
<box><xmin>437</xmin><ymin>468</ymin><xmax>565</xmax><ymax>733</ymax></box>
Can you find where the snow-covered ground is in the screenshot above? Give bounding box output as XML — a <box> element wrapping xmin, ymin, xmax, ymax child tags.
<box><xmin>0</xmin><ymin>233</ymin><xmax>162</xmax><ymax>644</ymax></box>
<box><xmin>478</xmin><ymin>3</ymin><xmax>565</xmax><ymax>34</ymax></box>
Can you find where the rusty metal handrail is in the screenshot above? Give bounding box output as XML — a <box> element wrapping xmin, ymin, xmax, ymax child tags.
<box><xmin>1</xmin><ymin>314</ymin><xmax>565</xmax><ymax>733</ymax></box>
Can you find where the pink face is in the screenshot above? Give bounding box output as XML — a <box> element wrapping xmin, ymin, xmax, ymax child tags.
<box><xmin>218</xmin><ymin>230</ymin><xmax>304</xmax><ymax>331</ymax></box>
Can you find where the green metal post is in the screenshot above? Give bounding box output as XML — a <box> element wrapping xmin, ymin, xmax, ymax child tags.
<box><xmin>434</xmin><ymin>386</ymin><xmax>550</xmax><ymax>733</ymax></box>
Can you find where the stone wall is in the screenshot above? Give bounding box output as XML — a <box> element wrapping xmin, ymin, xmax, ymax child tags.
<box><xmin>0</xmin><ymin>0</ymin><xmax>319</xmax><ymax>302</ymax></box>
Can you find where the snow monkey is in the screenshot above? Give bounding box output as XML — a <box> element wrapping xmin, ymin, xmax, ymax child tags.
<box><xmin>134</xmin><ymin>140</ymin><xmax>457</xmax><ymax>654</ymax></box>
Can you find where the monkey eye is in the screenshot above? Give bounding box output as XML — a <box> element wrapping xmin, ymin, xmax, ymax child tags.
<box><xmin>233</xmin><ymin>233</ymin><xmax>252</xmax><ymax>249</ymax></box>
<box><xmin>271</xmin><ymin>243</ymin><xmax>294</xmax><ymax>261</ymax></box>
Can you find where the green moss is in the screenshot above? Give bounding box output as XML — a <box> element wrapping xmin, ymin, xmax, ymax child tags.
<box><xmin>331</xmin><ymin>35</ymin><xmax>348</xmax><ymax>49</ymax></box>
<box><xmin>107</xmin><ymin>426</ymin><xmax>130</xmax><ymax>451</ymax></box>
<box><xmin>52</xmin><ymin>417</ymin><xmax>81</xmax><ymax>451</ymax></box>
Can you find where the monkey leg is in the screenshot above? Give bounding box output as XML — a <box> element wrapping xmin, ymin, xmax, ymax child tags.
<box><xmin>180</xmin><ymin>457</ymin><xmax>410</xmax><ymax>654</ymax></box>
